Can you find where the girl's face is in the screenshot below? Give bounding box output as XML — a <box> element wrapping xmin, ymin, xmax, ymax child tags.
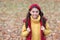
<box><xmin>30</xmin><ymin>8</ymin><xmax>39</xmax><ymax>19</ymax></box>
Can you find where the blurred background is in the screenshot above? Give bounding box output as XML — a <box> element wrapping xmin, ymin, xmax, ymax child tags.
<box><xmin>0</xmin><ymin>0</ymin><xmax>60</xmax><ymax>40</ymax></box>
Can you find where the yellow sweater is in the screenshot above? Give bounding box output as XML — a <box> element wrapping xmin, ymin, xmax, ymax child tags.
<box><xmin>21</xmin><ymin>16</ymin><xmax>51</xmax><ymax>40</ymax></box>
<box><xmin>31</xmin><ymin>15</ymin><xmax>41</xmax><ymax>40</ymax></box>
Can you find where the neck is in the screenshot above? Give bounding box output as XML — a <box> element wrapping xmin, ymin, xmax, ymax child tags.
<box><xmin>30</xmin><ymin>15</ymin><xmax>40</xmax><ymax>23</ymax></box>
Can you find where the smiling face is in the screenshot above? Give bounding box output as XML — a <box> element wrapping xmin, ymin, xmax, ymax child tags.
<box><xmin>30</xmin><ymin>8</ymin><xmax>39</xmax><ymax>19</ymax></box>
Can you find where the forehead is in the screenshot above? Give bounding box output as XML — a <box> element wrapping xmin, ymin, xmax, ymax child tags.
<box><xmin>31</xmin><ymin>8</ymin><xmax>39</xmax><ymax>11</ymax></box>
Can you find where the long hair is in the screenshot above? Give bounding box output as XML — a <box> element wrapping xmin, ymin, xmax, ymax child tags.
<box><xmin>25</xmin><ymin>4</ymin><xmax>47</xmax><ymax>28</ymax></box>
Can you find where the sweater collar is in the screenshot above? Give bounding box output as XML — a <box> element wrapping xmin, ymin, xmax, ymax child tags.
<box><xmin>30</xmin><ymin>15</ymin><xmax>40</xmax><ymax>23</ymax></box>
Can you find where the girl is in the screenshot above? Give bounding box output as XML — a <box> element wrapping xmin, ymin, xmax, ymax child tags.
<box><xmin>21</xmin><ymin>4</ymin><xmax>51</xmax><ymax>40</ymax></box>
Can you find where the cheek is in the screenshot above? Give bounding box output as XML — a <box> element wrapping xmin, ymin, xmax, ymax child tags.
<box><xmin>34</xmin><ymin>13</ymin><xmax>39</xmax><ymax>16</ymax></box>
<box><xmin>36</xmin><ymin>13</ymin><xmax>39</xmax><ymax>15</ymax></box>
<box><xmin>30</xmin><ymin>11</ymin><xmax>33</xmax><ymax>15</ymax></box>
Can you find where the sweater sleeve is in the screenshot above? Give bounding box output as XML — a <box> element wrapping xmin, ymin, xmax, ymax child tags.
<box><xmin>44</xmin><ymin>22</ymin><xmax>51</xmax><ymax>36</ymax></box>
<box><xmin>21</xmin><ymin>23</ymin><xmax>29</xmax><ymax>37</ymax></box>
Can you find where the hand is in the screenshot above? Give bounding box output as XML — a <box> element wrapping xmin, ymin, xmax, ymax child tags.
<box><xmin>27</xmin><ymin>27</ymin><xmax>30</xmax><ymax>32</ymax></box>
<box><xmin>41</xmin><ymin>26</ymin><xmax>45</xmax><ymax>31</ymax></box>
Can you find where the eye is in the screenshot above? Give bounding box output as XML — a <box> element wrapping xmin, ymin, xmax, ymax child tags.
<box><xmin>32</xmin><ymin>11</ymin><xmax>35</xmax><ymax>13</ymax></box>
<box><xmin>36</xmin><ymin>11</ymin><xmax>39</xmax><ymax>13</ymax></box>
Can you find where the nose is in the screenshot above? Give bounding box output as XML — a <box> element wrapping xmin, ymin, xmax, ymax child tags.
<box><xmin>33</xmin><ymin>11</ymin><xmax>38</xmax><ymax>15</ymax></box>
<box><xmin>33</xmin><ymin>12</ymin><xmax>37</xmax><ymax>15</ymax></box>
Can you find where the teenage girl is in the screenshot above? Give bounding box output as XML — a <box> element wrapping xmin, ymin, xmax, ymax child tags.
<box><xmin>21</xmin><ymin>4</ymin><xmax>51</xmax><ymax>40</ymax></box>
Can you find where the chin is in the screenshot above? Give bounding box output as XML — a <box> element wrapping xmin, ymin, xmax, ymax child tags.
<box><xmin>33</xmin><ymin>16</ymin><xmax>37</xmax><ymax>19</ymax></box>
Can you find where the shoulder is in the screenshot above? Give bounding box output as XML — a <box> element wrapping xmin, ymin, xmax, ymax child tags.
<box><xmin>23</xmin><ymin>18</ymin><xmax>26</xmax><ymax>23</ymax></box>
<box><xmin>23</xmin><ymin>18</ymin><xmax>30</xmax><ymax>23</ymax></box>
<box><xmin>42</xmin><ymin>16</ymin><xmax>47</xmax><ymax>21</ymax></box>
